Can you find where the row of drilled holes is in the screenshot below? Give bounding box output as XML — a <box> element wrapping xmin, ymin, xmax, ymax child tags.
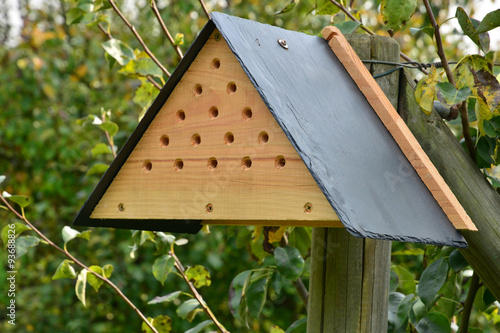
<box><xmin>174</xmin><ymin>107</ymin><xmax>252</xmax><ymax>123</ymax></box>
<box><xmin>194</xmin><ymin>81</ymin><xmax>236</xmax><ymax>96</ymax></box>
<box><xmin>160</xmin><ymin>131</ymin><xmax>268</xmax><ymax>148</ymax></box>
<box><xmin>142</xmin><ymin>156</ymin><xmax>286</xmax><ymax>173</ymax></box>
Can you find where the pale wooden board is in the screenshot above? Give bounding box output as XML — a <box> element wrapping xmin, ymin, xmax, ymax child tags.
<box><xmin>91</xmin><ymin>30</ymin><xmax>340</xmax><ymax>224</ymax></box>
<box><xmin>322</xmin><ymin>26</ymin><xmax>477</xmax><ymax>231</ymax></box>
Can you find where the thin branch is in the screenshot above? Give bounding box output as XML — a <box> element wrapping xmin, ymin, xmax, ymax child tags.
<box><xmin>108</xmin><ymin>0</ymin><xmax>171</xmax><ymax>77</ymax></box>
<box><xmin>198</xmin><ymin>0</ymin><xmax>211</xmax><ymax>19</ymax></box>
<box><xmin>98</xmin><ymin>22</ymin><xmax>112</xmax><ymax>39</ymax></box>
<box><xmin>0</xmin><ymin>194</ymin><xmax>159</xmax><ymax>333</ymax></box>
<box><xmin>148</xmin><ymin>76</ymin><xmax>162</xmax><ymax>90</ymax></box>
<box><xmin>150</xmin><ymin>0</ymin><xmax>183</xmax><ymax>60</ymax></box>
<box><xmin>459</xmin><ymin>272</ymin><xmax>480</xmax><ymax>333</ymax></box>
<box><xmin>328</xmin><ymin>0</ymin><xmax>428</xmax><ymax>75</ymax></box>
<box><xmin>423</xmin><ymin>0</ymin><xmax>475</xmax><ymax>158</ymax></box>
<box><xmin>170</xmin><ymin>252</ymin><xmax>229</xmax><ymax>333</ymax></box>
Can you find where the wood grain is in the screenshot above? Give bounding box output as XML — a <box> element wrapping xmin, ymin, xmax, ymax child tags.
<box><xmin>322</xmin><ymin>26</ymin><xmax>477</xmax><ymax>231</ymax></box>
<box><xmin>91</xmin><ymin>30</ymin><xmax>340</xmax><ymax>225</ymax></box>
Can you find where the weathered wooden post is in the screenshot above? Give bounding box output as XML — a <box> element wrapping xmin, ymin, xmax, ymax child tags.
<box><xmin>307</xmin><ymin>34</ymin><xmax>399</xmax><ymax>332</ymax></box>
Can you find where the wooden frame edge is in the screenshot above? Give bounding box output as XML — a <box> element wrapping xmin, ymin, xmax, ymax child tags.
<box><xmin>322</xmin><ymin>26</ymin><xmax>477</xmax><ymax>231</ymax></box>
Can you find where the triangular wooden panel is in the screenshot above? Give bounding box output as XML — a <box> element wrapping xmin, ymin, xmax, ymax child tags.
<box><xmin>90</xmin><ymin>30</ymin><xmax>341</xmax><ymax>226</ymax></box>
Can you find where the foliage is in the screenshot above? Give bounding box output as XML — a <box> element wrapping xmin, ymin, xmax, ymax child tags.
<box><xmin>1</xmin><ymin>0</ymin><xmax>499</xmax><ymax>332</ymax></box>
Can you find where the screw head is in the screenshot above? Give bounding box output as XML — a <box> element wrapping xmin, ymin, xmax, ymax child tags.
<box><xmin>214</xmin><ymin>33</ymin><xmax>221</xmax><ymax>42</ymax></box>
<box><xmin>278</xmin><ymin>39</ymin><xmax>288</xmax><ymax>49</ymax></box>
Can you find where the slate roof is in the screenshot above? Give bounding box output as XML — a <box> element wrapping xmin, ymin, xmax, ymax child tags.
<box><xmin>74</xmin><ymin>12</ymin><xmax>467</xmax><ymax>247</ymax></box>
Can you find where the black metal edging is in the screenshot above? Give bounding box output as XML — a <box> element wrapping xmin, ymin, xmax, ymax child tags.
<box><xmin>72</xmin><ymin>21</ymin><xmax>217</xmax><ymax>234</ymax></box>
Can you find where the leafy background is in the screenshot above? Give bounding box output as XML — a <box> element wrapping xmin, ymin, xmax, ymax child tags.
<box><xmin>1</xmin><ymin>0</ymin><xmax>499</xmax><ymax>332</ymax></box>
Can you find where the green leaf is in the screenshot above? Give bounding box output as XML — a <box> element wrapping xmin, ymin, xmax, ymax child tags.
<box><xmin>274</xmin><ymin>246</ymin><xmax>304</xmax><ymax>281</ymax></box>
<box><xmin>0</xmin><ymin>175</ymin><xmax>5</xmax><ymax>184</ymax></box>
<box><xmin>229</xmin><ymin>270</ymin><xmax>251</xmax><ymax>319</ymax></box>
<box><xmin>86</xmin><ymin>163</ymin><xmax>109</xmax><ymax>176</ymax></box>
<box><xmin>388</xmin><ymin>292</ymin><xmax>405</xmax><ymax>328</ymax></box>
<box><xmin>418</xmin><ymin>258</ymin><xmax>449</xmax><ymax>310</ymax></box>
<box><xmin>415</xmin><ymin>67</ymin><xmax>440</xmax><ymax>114</ymax></box>
<box><xmin>435</xmin><ymin>82</ymin><xmax>471</xmax><ymax>108</ymax></box>
<box><xmin>415</xmin><ymin>312</ymin><xmax>451</xmax><ymax>333</ymax></box>
<box><xmin>93</xmin><ymin>0</ymin><xmax>112</xmax><ymax>11</ymax></box>
<box><xmin>453</xmin><ymin>55</ymin><xmax>492</xmax><ymax>90</ymax></box>
<box><xmin>66</xmin><ymin>8</ymin><xmax>86</xmax><ymax>25</ymax></box>
<box><xmin>75</xmin><ymin>269</ymin><xmax>87</xmax><ymax>307</ymax></box>
<box><xmin>52</xmin><ymin>259</ymin><xmax>77</xmax><ymax>280</ymax></box>
<box><xmin>449</xmin><ymin>250</ymin><xmax>469</xmax><ymax>272</ymax></box>
<box><xmin>2</xmin><ymin>223</ymin><xmax>31</xmax><ymax>248</ymax></box>
<box><xmin>103</xmin><ymin>264</ymin><xmax>113</xmax><ymax>278</ymax></box>
<box><xmin>315</xmin><ymin>0</ymin><xmax>339</xmax><ymax>16</ymax></box>
<box><xmin>409</xmin><ymin>299</ymin><xmax>427</xmax><ymax>325</ymax></box>
<box><xmin>275</xmin><ymin>0</ymin><xmax>299</xmax><ymax>14</ymax></box>
<box><xmin>102</xmin><ymin>39</ymin><xmax>135</xmax><ymax>66</ymax></box>
<box><xmin>152</xmin><ymin>315</ymin><xmax>172</xmax><ymax>333</ymax></box>
<box><xmin>477</xmin><ymin>136</ymin><xmax>495</xmax><ymax>164</ymax></box>
<box><xmin>390</xmin><ymin>270</ymin><xmax>399</xmax><ymax>292</ymax></box>
<box><xmin>142</xmin><ymin>317</ymin><xmax>155</xmax><ymax>333</ymax></box>
<box><xmin>6</xmin><ymin>194</ymin><xmax>30</xmax><ymax>208</ymax></box>
<box><xmin>173</xmin><ymin>33</ymin><xmax>184</xmax><ymax>46</ymax></box>
<box><xmin>176</xmin><ymin>299</ymin><xmax>200</xmax><ymax>319</ymax></box>
<box><xmin>99</xmin><ymin>121</ymin><xmax>119</xmax><ymax>137</ymax></box>
<box><xmin>62</xmin><ymin>226</ymin><xmax>80</xmax><ymax>244</ymax></box>
<box><xmin>174</xmin><ymin>238</ymin><xmax>188</xmax><ymax>246</ymax></box>
<box><xmin>118</xmin><ymin>57</ymin><xmax>164</xmax><ymax>80</ymax></box>
<box><xmin>456</xmin><ymin>7</ymin><xmax>489</xmax><ymax>52</ymax></box>
<box><xmin>247</xmin><ymin>273</ymin><xmax>271</xmax><ymax>318</ymax></box>
<box><xmin>482</xmin><ymin>119</ymin><xmax>497</xmax><ymax>138</ymax></box>
<box><xmin>16</xmin><ymin>235</ymin><xmax>40</xmax><ymax>258</ymax></box>
<box><xmin>334</xmin><ymin>21</ymin><xmax>361</xmax><ymax>34</ymax></box>
<box><xmin>381</xmin><ymin>0</ymin><xmax>417</xmax><ymax>32</ymax></box>
<box><xmin>271</xmin><ymin>325</ymin><xmax>286</xmax><ymax>333</ymax></box>
<box><xmin>152</xmin><ymin>254</ymin><xmax>175</xmax><ymax>285</ymax></box>
<box><xmin>185</xmin><ymin>320</ymin><xmax>213</xmax><ymax>333</ymax></box>
<box><xmin>285</xmin><ymin>317</ymin><xmax>307</xmax><ymax>333</ymax></box>
<box><xmin>148</xmin><ymin>291</ymin><xmax>182</xmax><ymax>304</ymax></box>
<box><xmin>392</xmin><ymin>248</ymin><xmax>425</xmax><ymax>256</ymax></box>
<box><xmin>410</xmin><ymin>26</ymin><xmax>435</xmax><ymax>38</ymax></box>
<box><xmin>474</xmin><ymin>9</ymin><xmax>500</xmax><ymax>35</ymax></box>
<box><xmin>395</xmin><ymin>294</ymin><xmax>414</xmax><ymax>330</ymax></box>
<box><xmin>271</xmin><ymin>270</ymin><xmax>283</xmax><ymax>295</ymax></box>
<box><xmin>91</xmin><ymin>143</ymin><xmax>112</xmax><ymax>157</ymax></box>
<box><xmin>471</xmin><ymin>69</ymin><xmax>500</xmax><ymax>113</ymax></box>
<box><xmin>185</xmin><ymin>265</ymin><xmax>211</xmax><ymax>288</ymax></box>
<box><xmin>87</xmin><ymin>265</ymin><xmax>105</xmax><ymax>292</ymax></box>
<box><xmin>392</xmin><ymin>265</ymin><xmax>416</xmax><ymax>294</ymax></box>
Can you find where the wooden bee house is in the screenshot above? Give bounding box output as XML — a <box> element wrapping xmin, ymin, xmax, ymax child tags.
<box><xmin>74</xmin><ymin>13</ymin><xmax>476</xmax><ymax>247</ymax></box>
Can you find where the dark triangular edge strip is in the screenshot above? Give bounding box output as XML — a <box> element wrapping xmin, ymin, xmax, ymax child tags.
<box><xmin>72</xmin><ymin>21</ymin><xmax>218</xmax><ymax>234</ymax></box>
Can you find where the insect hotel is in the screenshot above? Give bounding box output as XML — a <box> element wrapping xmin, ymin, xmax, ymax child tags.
<box><xmin>74</xmin><ymin>13</ymin><xmax>476</xmax><ymax>248</ymax></box>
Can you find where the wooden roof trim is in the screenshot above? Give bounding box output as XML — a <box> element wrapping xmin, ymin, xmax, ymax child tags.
<box><xmin>322</xmin><ymin>26</ymin><xmax>477</xmax><ymax>231</ymax></box>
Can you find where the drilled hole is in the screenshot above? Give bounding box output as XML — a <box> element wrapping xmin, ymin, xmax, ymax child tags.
<box><xmin>304</xmin><ymin>202</ymin><xmax>313</xmax><ymax>213</ymax></box>
<box><xmin>174</xmin><ymin>159</ymin><xmax>184</xmax><ymax>171</ymax></box>
<box><xmin>159</xmin><ymin>135</ymin><xmax>170</xmax><ymax>147</ymax></box>
<box><xmin>241</xmin><ymin>156</ymin><xmax>252</xmax><ymax>170</ymax></box>
<box><xmin>212</xmin><ymin>58</ymin><xmax>221</xmax><ymax>70</ymax></box>
<box><xmin>275</xmin><ymin>156</ymin><xmax>286</xmax><ymax>169</ymax></box>
<box><xmin>227</xmin><ymin>82</ymin><xmax>237</xmax><ymax>94</ymax></box>
<box><xmin>242</xmin><ymin>107</ymin><xmax>252</xmax><ymax>121</ymax></box>
<box><xmin>206</xmin><ymin>203</ymin><xmax>213</xmax><ymax>213</ymax></box>
<box><xmin>142</xmin><ymin>160</ymin><xmax>152</xmax><ymax>173</ymax></box>
<box><xmin>194</xmin><ymin>84</ymin><xmax>203</xmax><ymax>96</ymax></box>
<box><xmin>118</xmin><ymin>203</ymin><xmax>125</xmax><ymax>212</ymax></box>
<box><xmin>176</xmin><ymin>110</ymin><xmax>186</xmax><ymax>122</ymax></box>
<box><xmin>191</xmin><ymin>133</ymin><xmax>201</xmax><ymax>146</ymax></box>
<box><xmin>258</xmin><ymin>131</ymin><xmax>269</xmax><ymax>145</ymax></box>
<box><xmin>209</xmin><ymin>106</ymin><xmax>219</xmax><ymax>119</ymax></box>
<box><xmin>224</xmin><ymin>132</ymin><xmax>234</xmax><ymax>145</ymax></box>
<box><xmin>208</xmin><ymin>157</ymin><xmax>218</xmax><ymax>170</ymax></box>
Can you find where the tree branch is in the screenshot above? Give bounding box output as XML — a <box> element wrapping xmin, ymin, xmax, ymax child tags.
<box><xmin>459</xmin><ymin>272</ymin><xmax>480</xmax><ymax>333</ymax></box>
<box><xmin>0</xmin><ymin>194</ymin><xmax>159</xmax><ymax>333</ymax></box>
<box><xmin>150</xmin><ymin>0</ymin><xmax>183</xmax><ymax>60</ymax></box>
<box><xmin>422</xmin><ymin>0</ymin><xmax>475</xmax><ymax>159</ymax></box>
<box><xmin>170</xmin><ymin>252</ymin><xmax>229</xmax><ymax>333</ymax></box>
<box><xmin>328</xmin><ymin>0</ymin><xmax>428</xmax><ymax>74</ymax></box>
<box><xmin>198</xmin><ymin>0</ymin><xmax>211</xmax><ymax>19</ymax></box>
<box><xmin>108</xmin><ymin>0</ymin><xmax>171</xmax><ymax>77</ymax></box>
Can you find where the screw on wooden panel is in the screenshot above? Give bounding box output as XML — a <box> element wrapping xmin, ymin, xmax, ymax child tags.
<box><xmin>205</xmin><ymin>203</ymin><xmax>213</xmax><ymax>213</ymax></box>
<box><xmin>304</xmin><ymin>202</ymin><xmax>312</xmax><ymax>213</ymax></box>
<box><xmin>118</xmin><ymin>203</ymin><xmax>125</xmax><ymax>212</ymax></box>
<box><xmin>214</xmin><ymin>33</ymin><xmax>221</xmax><ymax>42</ymax></box>
<box><xmin>278</xmin><ymin>39</ymin><xmax>288</xmax><ymax>49</ymax></box>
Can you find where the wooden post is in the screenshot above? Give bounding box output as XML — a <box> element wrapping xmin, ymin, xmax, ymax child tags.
<box><xmin>307</xmin><ymin>34</ymin><xmax>399</xmax><ymax>332</ymax></box>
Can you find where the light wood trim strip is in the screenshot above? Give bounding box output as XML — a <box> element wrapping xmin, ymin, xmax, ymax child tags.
<box><xmin>322</xmin><ymin>26</ymin><xmax>476</xmax><ymax>231</ymax></box>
